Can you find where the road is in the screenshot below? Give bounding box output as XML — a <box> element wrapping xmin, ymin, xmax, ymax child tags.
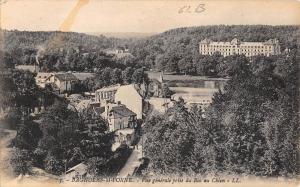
<box><xmin>0</xmin><ymin>129</ymin><xmax>17</xmax><ymax>180</ymax></box>
<box><xmin>118</xmin><ymin>142</ymin><xmax>143</xmax><ymax>177</ymax></box>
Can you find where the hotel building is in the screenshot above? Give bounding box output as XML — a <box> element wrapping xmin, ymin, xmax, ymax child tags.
<box><xmin>199</xmin><ymin>38</ymin><xmax>281</xmax><ymax>57</ymax></box>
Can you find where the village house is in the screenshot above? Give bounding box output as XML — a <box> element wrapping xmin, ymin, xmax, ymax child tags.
<box><xmin>98</xmin><ymin>101</ymin><xmax>137</xmax><ymax>146</ymax></box>
<box><xmin>108</xmin><ymin>104</ymin><xmax>137</xmax><ymax>145</ymax></box>
<box><xmin>115</xmin><ymin>84</ymin><xmax>144</xmax><ymax>119</ymax></box>
<box><xmin>94</xmin><ymin>84</ymin><xmax>145</xmax><ymax>119</ymax></box>
<box><xmin>95</xmin><ymin>84</ymin><xmax>121</xmax><ymax>104</ymax></box>
<box><xmin>51</xmin><ymin>73</ymin><xmax>78</xmax><ymax>93</ymax></box>
<box><xmin>107</xmin><ymin>104</ymin><xmax>137</xmax><ymax>132</ymax></box>
<box><xmin>35</xmin><ymin>72</ymin><xmax>55</xmax><ymax>88</ymax></box>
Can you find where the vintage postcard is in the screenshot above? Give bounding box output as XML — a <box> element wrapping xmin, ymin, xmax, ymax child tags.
<box><xmin>0</xmin><ymin>0</ymin><xmax>299</xmax><ymax>187</ymax></box>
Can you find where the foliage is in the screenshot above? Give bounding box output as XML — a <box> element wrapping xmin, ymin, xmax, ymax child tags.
<box><xmin>10</xmin><ymin>149</ymin><xmax>32</xmax><ymax>176</ymax></box>
<box><xmin>144</xmin><ymin>52</ymin><xmax>299</xmax><ymax>177</ymax></box>
<box><xmin>86</xmin><ymin>143</ymin><xmax>132</xmax><ymax>176</ymax></box>
<box><xmin>12</xmin><ymin>118</ymin><xmax>43</xmax><ymax>150</ymax></box>
<box><xmin>129</xmin><ymin>25</ymin><xmax>299</xmax><ymax>76</ymax></box>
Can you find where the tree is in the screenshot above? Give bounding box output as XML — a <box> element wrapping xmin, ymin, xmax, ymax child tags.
<box><xmin>13</xmin><ymin>118</ymin><xmax>42</xmax><ymax>150</ymax></box>
<box><xmin>161</xmin><ymin>84</ymin><xmax>173</xmax><ymax>98</ymax></box>
<box><xmin>44</xmin><ymin>154</ymin><xmax>64</xmax><ymax>175</ymax></box>
<box><xmin>121</xmin><ymin>67</ymin><xmax>134</xmax><ymax>84</ymax></box>
<box><xmin>10</xmin><ymin>149</ymin><xmax>32</xmax><ymax>176</ymax></box>
<box><xmin>132</xmin><ymin>68</ymin><xmax>145</xmax><ymax>84</ymax></box>
<box><xmin>111</xmin><ymin>68</ymin><xmax>122</xmax><ymax>84</ymax></box>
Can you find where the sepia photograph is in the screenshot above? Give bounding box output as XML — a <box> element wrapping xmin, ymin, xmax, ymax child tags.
<box><xmin>0</xmin><ymin>0</ymin><xmax>299</xmax><ymax>187</ymax></box>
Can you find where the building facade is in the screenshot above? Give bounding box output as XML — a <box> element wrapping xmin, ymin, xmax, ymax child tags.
<box><xmin>52</xmin><ymin>73</ymin><xmax>78</xmax><ymax>93</ymax></box>
<box><xmin>35</xmin><ymin>72</ymin><xmax>55</xmax><ymax>88</ymax></box>
<box><xmin>199</xmin><ymin>38</ymin><xmax>281</xmax><ymax>57</ymax></box>
<box><xmin>115</xmin><ymin>85</ymin><xmax>143</xmax><ymax>119</ymax></box>
<box><xmin>95</xmin><ymin>84</ymin><xmax>121</xmax><ymax>104</ymax></box>
<box><xmin>107</xmin><ymin>104</ymin><xmax>137</xmax><ymax>132</ymax></box>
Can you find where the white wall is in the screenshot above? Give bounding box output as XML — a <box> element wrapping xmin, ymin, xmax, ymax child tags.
<box><xmin>115</xmin><ymin>85</ymin><xmax>143</xmax><ymax>119</ymax></box>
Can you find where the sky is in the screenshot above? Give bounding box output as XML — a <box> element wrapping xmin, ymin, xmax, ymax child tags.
<box><xmin>1</xmin><ymin>0</ymin><xmax>299</xmax><ymax>33</ymax></box>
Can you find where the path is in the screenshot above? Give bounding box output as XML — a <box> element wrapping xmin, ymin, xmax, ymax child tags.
<box><xmin>0</xmin><ymin>129</ymin><xmax>17</xmax><ymax>180</ymax></box>
<box><xmin>118</xmin><ymin>142</ymin><xmax>143</xmax><ymax>177</ymax></box>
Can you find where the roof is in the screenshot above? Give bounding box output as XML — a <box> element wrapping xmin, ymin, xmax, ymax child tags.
<box><xmin>115</xmin><ymin>84</ymin><xmax>143</xmax><ymax>99</ymax></box>
<box><xmin>68</xmin><ymin>94</ymin><xmax>84</xmax><ymax>101</ymax></box>
<box><xmin>72</xmin><ymin>73</ymin><xmax>95</xmax><ymax>81</ymax></box>
<box><xmin>15</xmin><ymin>65</ymin><xmax>39</xmax><ymax>73</ymax></box>
<box><xmin>66</xmin><ymin>163</ymin><xmax>87</xmax><ymax>175</ymax></box>
<box><xmin>116</xmin><ymin>128</ymin><xmax>135</xmax><ymax>135</ymax></box>
<box><xmin>96</xmin><ymin>84</ymin><xmax>121</xmax><ymax>92</ymax></box>
<box><xmin>55</xmin><ymin>73</ymin><xmax>78</xmax><ymax>81</ymax></box>
<box><xmin>93</xmin><ymin>106</ymin><xmax>105</xmax><ymax>115</ymax></box>
<box><xmin>76</xmin><ymin>99</ymin><xmax>91</xmax><ymax>111</ymax></box>
<box><xmin>200</xmin><ymin>38</ymin><xmax>278</xmax><ymax>46</ymax></box>
<box><xmin>110</xmin><ymin>105</ymin><xmax>136</xmax><ymax>118</ymax></box>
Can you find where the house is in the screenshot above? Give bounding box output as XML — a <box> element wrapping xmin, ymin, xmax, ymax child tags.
<box><xmin>35</xmin><ymin>72</ymin><xmax>55</xmax><ymax>88</ymax></box>
<box><xmin>107</xmin><ymin>104</ymin><xmax>137</xmax><ymax>146</ymax></box>
<box><xmin>115</xmin><ymin>84</ymin><xmax>144</xmax><ymax>119</ymax></box>
<box><xmin>52</xmin><ymin>73</ymin><xmax>78</xmax><ymax>93</ymax></box>
<box><xmin>115</xmin><ymin>128</ymin><xmax>135</xmax><ymax>146</ymax></box>
<box><xmin>95</xmin><ymin>84</ymin><xmax>121</xmax><ymax>104</ymax></box>
<box><xmin>107</xmin><ymin>104</ymin><xmax>137</xmax><ymax>132</ymax></box>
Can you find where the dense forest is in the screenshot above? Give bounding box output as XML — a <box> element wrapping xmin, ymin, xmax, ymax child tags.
<box><xmin>2</xmin><ymin>26</ymin><xmax>299</xmax><ymax>77</ymax></box>
<box><xmin>143</xmin><ymin>51</ymin><xmax>299</xmax><ymax>177</ymax></box>
<box><xmin>129</xmin><ymin>25</ymin><xmax>299</xmax><ymax>75</ymax></box>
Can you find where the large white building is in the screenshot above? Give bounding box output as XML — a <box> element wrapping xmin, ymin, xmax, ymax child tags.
<box><xmin>199</xmin><ymin>38</ymin><xmax>281</xmax><ymax>57</ymax></box>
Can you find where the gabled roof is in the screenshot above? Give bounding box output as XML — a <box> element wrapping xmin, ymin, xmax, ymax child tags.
<box><xmin>110</xmin><ymin>105</ymin><xmax>136</xmax><ymax>118</ymax></box>
<box><xmin>55</xmin><ymin>73</ymin><xmax>78</xmax><ymax>81</ymax></box>
<box><xmin>96</xmin><ymin>84</ymin><xmax>121</xmax><ymax>92</ymax></box>
<box><xmin>115</xmin><ymin>84</ymin><xmax>143</xmax><ymax>99</ymax></box>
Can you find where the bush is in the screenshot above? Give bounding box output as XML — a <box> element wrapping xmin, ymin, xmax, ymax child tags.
<box><xmin>10</xmin><ymin>149</ymin><xmax>32</xmax><ymax>176</ymax></box>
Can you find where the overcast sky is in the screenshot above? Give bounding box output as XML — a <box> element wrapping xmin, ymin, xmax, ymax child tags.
<box><xmin>1</xmin><ymin>0</ymin><xmax>299</xmax><ymax>33</ymax></box>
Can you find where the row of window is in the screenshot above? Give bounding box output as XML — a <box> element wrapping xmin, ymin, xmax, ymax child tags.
<box><xmin>201</xmin><ymin>51</ymin><xmax>272</xmax><ymax>56</ymax></box>
<box><xmin>200</xmin><ymin>45</ymin><xmax>273</xmax><ymax>50</ymax></box>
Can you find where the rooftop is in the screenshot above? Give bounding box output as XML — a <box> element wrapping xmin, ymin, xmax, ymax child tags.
<box><xmin>96</xmin><ymin>84</ymin><xmax>121</xmax><ymax>92</ymax></box>
<box><xmin>116</xmin><ymin>128</ymin><xmax>135</xmax><ymax>135</ymax></box>
<box><xmin>110</xmin><ymin>105</ymin><xmax>136</xmax><ymax>118</ymax></box>
<box><xmin>200</xmin><ymin>38</ymin><xmax>279</xmax><ymax>46</ymax></box>
<box><xmin>55</xmin><ymin>73</ymin><xmax>78</xmax><ymax>81</ymax></box>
